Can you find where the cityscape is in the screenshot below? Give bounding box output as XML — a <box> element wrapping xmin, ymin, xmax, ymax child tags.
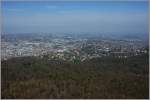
<box><xmin>1</xmin><ymin>33</ymin><xmax>148</xmax><ymax>61</ymax></box>
<box><xmin>1</xmin><ymin>1</ymin><xmax>149</xmax><ymax>99</ymax></box>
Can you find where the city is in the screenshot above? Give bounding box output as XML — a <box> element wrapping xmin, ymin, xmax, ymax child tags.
<box><xmin>1</xmin><ymin>33</ymin><xmax>148</xmax><ymax>61</ymax></box>
<box><xmin>1</xmin><ymin>1</ymin><xmax>149</xmax><ymax>99</ymax></box>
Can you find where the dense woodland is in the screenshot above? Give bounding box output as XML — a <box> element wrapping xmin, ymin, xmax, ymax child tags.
<box><xmin>1</xmin><ymin>54</ymin><xmax>149</xmax><ymax>99</ymax></box>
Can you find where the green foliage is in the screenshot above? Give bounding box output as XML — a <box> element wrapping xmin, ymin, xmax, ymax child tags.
<box><xmin>1</xmin><ymin>54</ymin><xmax>149</xmax><ymax>99</ymax></box>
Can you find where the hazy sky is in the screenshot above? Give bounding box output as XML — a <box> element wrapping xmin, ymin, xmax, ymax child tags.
<box><xmin>2</xmin><ymin>1</ymin><xmax>148</xmax><ymax>35</ymax></box>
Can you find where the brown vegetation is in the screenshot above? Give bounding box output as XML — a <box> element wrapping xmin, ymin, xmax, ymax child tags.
<box><xmin>1</xmin><ymin>54</ymin><xmax>149</xmax><ymax>99</ymax></box>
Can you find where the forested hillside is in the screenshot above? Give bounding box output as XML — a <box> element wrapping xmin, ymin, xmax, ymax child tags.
<box><xmin>1</xmin><ymin>54</ymin><xmax>149</xmax><ymax>99</ymax></box>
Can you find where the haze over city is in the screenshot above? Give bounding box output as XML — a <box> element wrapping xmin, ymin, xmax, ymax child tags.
<box><xmin>2</xmin><ymin>1</ymin><xmax>148</xmax><ymax>35</ymax></box>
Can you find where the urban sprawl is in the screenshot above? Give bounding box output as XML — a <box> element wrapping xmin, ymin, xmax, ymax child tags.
<box><xmin>1</xmin><ymin>33</ymin><xmax>148</xmax><ymax>61</ymax></box>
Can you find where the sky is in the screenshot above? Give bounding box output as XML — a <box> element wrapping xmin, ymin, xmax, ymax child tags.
<box><xmin>2</xmin><ymin>1</ymin><xmax>149</xmax><ymax>35</ymax></box>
